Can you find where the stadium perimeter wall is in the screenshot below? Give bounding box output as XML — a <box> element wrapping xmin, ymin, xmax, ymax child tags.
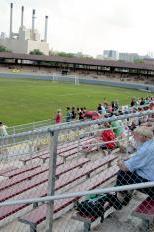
<box><xmin>0</xmin><ymin>71</ymin><xmax>154</xmax><ymax>92</ymax></box>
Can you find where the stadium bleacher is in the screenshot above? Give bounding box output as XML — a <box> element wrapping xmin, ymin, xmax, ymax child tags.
<box><xmin>0</xmin><ymin>136</ymin><xmax>119</xmax><ymax>232</ymax></box>
<box><xmin>18</xmin><ymin>160</ymin><xmax>119</xmax><ymax>231</ymax></box>
<box><xmin>0</xmin><ymin>108</ymin><xmax>154</xmax><ymax>232</ymax></box>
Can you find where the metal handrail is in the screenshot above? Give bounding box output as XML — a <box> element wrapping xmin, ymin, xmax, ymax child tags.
<box><xmin>1</xmin><ymin>110</ymin><xmax>153</xmax><ymax>140</ymax></box>
<box><xmin>0</xmin><ymin>181</ymin><xmax>154</xmax><ymax>207</ymax></box>
<box><xmin>6</xmin><ymin>102</ymin><xmax>153</xmax><ymax>135</ymax></box>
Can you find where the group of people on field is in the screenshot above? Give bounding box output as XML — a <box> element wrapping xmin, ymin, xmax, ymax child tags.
<box><xmin>55</xmin><ymin>96</ymin><xmax>154</xmax><ymax>124</ymax></box>
<box><xmin>55</xmin><ymin>107</ymin><xmax>87</xmax><ymax>123</ymax></box>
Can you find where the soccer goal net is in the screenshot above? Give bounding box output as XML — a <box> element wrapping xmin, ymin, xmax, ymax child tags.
<box><xmin>52</xmin><ymin>74</ymin><xmax>79</xmax><ymax>85</ymax></box>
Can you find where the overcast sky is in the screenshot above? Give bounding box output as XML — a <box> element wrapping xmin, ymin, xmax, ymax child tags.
<box><xmin>1</xmin><ymin>0</ymin><xmax>154</xmax><ymax>57</ymax></box>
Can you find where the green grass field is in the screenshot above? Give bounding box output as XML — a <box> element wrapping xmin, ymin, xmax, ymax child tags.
<box><xmin>0</xmin><ymin>77</ymin><xmax>152</xmax><ymax>126</ymax></box>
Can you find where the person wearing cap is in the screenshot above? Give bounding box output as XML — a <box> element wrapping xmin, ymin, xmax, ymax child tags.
<box><xmin>108</xmin><ymin>126</ymin><xmax>154</xmax><ymax>209</ymax></box>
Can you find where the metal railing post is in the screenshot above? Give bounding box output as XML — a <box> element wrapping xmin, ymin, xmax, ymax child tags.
<box><xmin>46</xmin><ymin>130</ymin><xmax>59</xmax><ymax>232</ymax></box>
<box><xmin>125</xmin><ymin>119</ymin><xmax>130</xmax><ymax>160</ymax></box>
<box><xmin>29</xmin><ymin>134</ymin><xmax>33</xmax><ymax>165</ymax></box>
<box><xmin>77</xmin><ymin>127</ymin><xmax>80</xmax><ymax>154</ymax></box>
<box><xmin>13</xmin><ymin>127</ymin><xmax>16</xmax><ymax>144</ymax></box>
<box><xmin>32</xmin><ymin>122</ymin><xmax>35</xmax><ymax>131</ymax></box>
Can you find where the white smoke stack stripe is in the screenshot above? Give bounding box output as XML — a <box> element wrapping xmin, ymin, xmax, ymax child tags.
<box><xmin>10</xmin><ymin>3</ymin><xmax>13</xmax><ymax>38</ymax></box>
<box><xmin>21</xmin><ymin>6</ymin><xmax>24</xmax><ymax>28</ymax></box>
<box><xmin>44</xmin><ymin>16</ymin><xmax>48</xmax><ymax>42</ymax></box>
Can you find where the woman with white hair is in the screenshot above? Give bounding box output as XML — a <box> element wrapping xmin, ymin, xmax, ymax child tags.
<box><xmin>108</xmin><ymin>126</ymin><xmax>154</xmax><ymax>209</ymax></box>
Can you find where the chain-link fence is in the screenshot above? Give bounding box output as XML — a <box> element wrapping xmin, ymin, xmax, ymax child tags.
<box><xmin>0</xmin><ymin>110</ymin><xmax>154</xmax><ymax>232</ymax></box>
<box><xmin>7</xmin><ymin>102</ymin><xmax>151</xmax><ymax>136</ymax></box>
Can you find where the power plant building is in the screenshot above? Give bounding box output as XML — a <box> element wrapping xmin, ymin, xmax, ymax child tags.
<box><xmin>0</xmin><ymin>3</ymin><xmax>49</xmax><ymax>55</ymax></box>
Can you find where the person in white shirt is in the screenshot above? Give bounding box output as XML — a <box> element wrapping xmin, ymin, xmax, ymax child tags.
<box><xmin>0</xmin><ymin>122</ymin><xmax>8</xmax><ymax>137</ymax></box>
<box><xmin>101</xmin><ymin>105</ymin><xmax>106</xmax><ymax>114</ymax></box>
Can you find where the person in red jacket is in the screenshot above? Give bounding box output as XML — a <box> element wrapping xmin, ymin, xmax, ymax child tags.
<box><xmin>55</xmin><ymin>109</ymin><xmax>62</xmax><ymax>124</ymax></box>
<box><xmin>100</xmin><ymin>122</ymin><xmax>116</xmax><ymax>150</ymax></box>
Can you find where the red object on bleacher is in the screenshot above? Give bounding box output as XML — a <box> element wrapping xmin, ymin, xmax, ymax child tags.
<box><xmin>135</xmin><ymin>199</ymin><xmax>154</xmax><ymax>215</ymax></box>
<box><xmin>84</xmin><ymin>111</ymin><xmax>101</xmax><ymax>120</ymax></box>
<box><xmin>101</xmin><ymin>129</ymin><xmax>116</xmax><ymax>149</ymax></box>
<box><xmin>77</xmin><ymin>212</ymin><xmax>97</xmax><ymax>222</ymax></box>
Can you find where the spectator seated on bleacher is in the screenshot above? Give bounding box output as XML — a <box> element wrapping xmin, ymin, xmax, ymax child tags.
<box><xmin>111</xmin><ymin>113</ymin><xmax>126</xmax><ymax>138</ymax></box>
<box><xmin>107</xmin><ymin>126</ymin><xmax>154</xmax><ymax>210</ymax></box>
<box><xmin>128</xmin><ymin>121</ymin><xmax>137</xmax><ymax>131</ymax></box>
<box><xmin>122</xmin><ymin>105</ymin><xmax>130</xmax><ymax>114</ymax></box>
<box><xmin>150</xmin><ymin>102</ymin><xmax>154</xmax><ymax>111</ymax></box>
<box><xmin>148</xmin><ymin>102</ymin><xmax>154</xmax><ymax>122</ymax></box>
<box><xmin>99</xmin><ymin>122</ymin><xmax>117</xmax><ymax>150</ymax></box>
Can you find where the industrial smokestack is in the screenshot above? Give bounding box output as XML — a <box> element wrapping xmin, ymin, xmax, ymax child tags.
<box><xmin>32</xmin><ymin>9</ymin><xmax>35</xmax><ymax>33</ymax></box>
<box><xmin>10</xmin><ymin>3</ymin><xmax>13</xmax><ymax>38</ymax></box>
<box><xmin>21</xmin><ymin>6</ymin><xmax>24</xmax><ymax>28</ymax></box>
<box><xmin>44</xmin><ymin>16</ymin><xmax>48</xmax><ymax>42</ymax></box>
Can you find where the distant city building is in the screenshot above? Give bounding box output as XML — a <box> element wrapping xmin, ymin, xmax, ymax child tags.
<box><xmin>103</xmin><ymin>50</ymin><xmax>118</xmax><ymax>60</ymax></box>
<box><xmin>143</xmin><ymin>58</ymin><xmax>154</xmax><ymax>65</ymax></box>
<box><xmin>0</xmin><ymin>32</ymin><xmax>6</xmax><ymax>40</ymax></box>
<box><xmin>96</xmin><ymin>50</ymin><xmax>152</xmax><ymax>63</ymax></box>
<box><xmin>96</xmin><ymin>54</ymin><xmax>104</xmax><ymax>60</ymax></box>
<box><xmin>0</xmin><ymin>3</ymin><xmax>49</xmax><ymax>55</ymax></box>
<box><xmin>119</xmin><ymin>53</ymin><xmax>139</xmax><ymax>62</ymax></box>
<box><xmin>75</xmin><ymin>52</ymin><xmax>84</xmax><ymax>58</ymax></box>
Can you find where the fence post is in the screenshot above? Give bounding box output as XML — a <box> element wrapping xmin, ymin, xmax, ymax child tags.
<box><xmin>13</xmin><ymin>127</ymin><xmax>16</xmax><ymax>144</ymax></box>
<box><xmin>77</xmin><ymin>127</ymin><xmax>80</xmax><ymax>154</ymax></box>
<box><xmin>32</xmin><ymin>122</ymin><xmax>35</xmax><ymax>131</ymax></box>
<box><xmin>125</xmin><ymin>119</ymin><xmax>130</xmax><ymax>160</ymax></box>
<box><xmin>28</xmin><ymin>133</ymin><xmax>33</xmax><ymax>165</ymax></box>
<box><xmin>46</xmin><ymin>130</ymin><xmax>59</xmax><ymax>232</ymax></box>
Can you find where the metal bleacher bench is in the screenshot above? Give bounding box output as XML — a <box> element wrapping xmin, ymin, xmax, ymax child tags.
<box><xmin>38</xmin><ymin>137</ymin><xmax>95</xmax><ymax>163</ymax></box>
<box><xmin>132</xmin><ymin>198</ymin><xmax>154</xmax><ymax>231</ymax></box>
<box><xmin>0</xmin><ymin>158</ymin><xmax>89</xmax><ymax>201</ymax></box>
<box><xmin>0</xmin><ymin>155</ymin><xmax>118</xmax><ymax>231</ymax></box>
<box><xmin>18</xmin><ymin>159</ymin><xmax>119</xmax><ymax>232</ymax></box>
<box><xmin>0</xmin><ymin>166</ymin><xmax>19</xmax><ymax>176</ymax></box>
<box><xmin>1</xmin><ymin>164</ymin><xmax>40</xmax><ymax>179</ymax></box>
<box><xmin>19</xmin><ymin>136</ymin><xmax>94</xmax><ymax>165</ymax></box>
<box><xmin>19</xmin><ymin>151</ymin><xmax>49</xmax><ymax>165</ymax></box>
<box><xmin>0</xmin><ymin>158</ymin><xmax>89</xmax><ymax>222</ymax></box>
